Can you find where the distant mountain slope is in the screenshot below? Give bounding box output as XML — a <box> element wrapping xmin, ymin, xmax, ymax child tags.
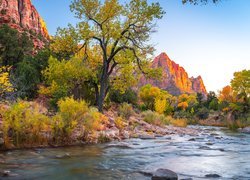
<box><xmin>140</xmin><ymin>52</ymin><xmax>207</xmax><ymax>95</ymax></box>
<box><xmin>0</xmin><ymin>0</ymin><xmax>49</xmax><ymax>49</ymax></box>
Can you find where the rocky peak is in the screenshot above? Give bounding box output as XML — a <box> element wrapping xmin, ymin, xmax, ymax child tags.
<box><xmin>190</xmin><ymin>75</ymin><xmax>207</xmax><ymax>95</ymax></box>
<box><xmin>0</xmin><ymin>0</ymin><xmax>49</xmax><ymax>49</ymax></box>
<box><xmin>140</xmin><ymin>52</ymin><xmax>207</xmax><ymax>96</ymax></box>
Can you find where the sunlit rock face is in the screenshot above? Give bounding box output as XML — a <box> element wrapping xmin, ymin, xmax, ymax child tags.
<box><xmin>140</xmin><ymin>52</ymin><xmax>207</xmax><ymax>95</ymax></box>
<box><xmin>0</xmin><ymin>0</ymin><xmax>49</xmax><ymax>49</ymax></box>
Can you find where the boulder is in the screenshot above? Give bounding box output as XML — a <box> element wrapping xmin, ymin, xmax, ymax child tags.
<box><xmin>55</xmin><ymin>153</ymin><xmax>71</xmax><ymax>159</ymax></box>
<box><xmin>121</xmin><ymin>131</ymin><xmax>130</xmax><ymax>139</ymax></box>
<box><xmin>152</xmin><ymin>169</ymin><xmax>178</xmax><ymax>180</ymax></box>
<box><xmin>139</xmin><ymin>134</ymin><xmax>155</xmax><ymax>140</ymax></box>
<box><xmin>240</xmin><ymin>127</ymin><xmax>250</xmax><ymax>134</ymax></box>
<box><xmin>105</xmin><ymin>143</ymin><xmax>132</xmax><ymax>149</ymax></box>
<box><xmin>0</xmin><ymin>170</ymin><xmax>10</xmax><ymax>177</ymax></box>
<box><xmin>205</xmin><ymin>174</ymin><xmax>221</xmax><ymax>178</ymax></box>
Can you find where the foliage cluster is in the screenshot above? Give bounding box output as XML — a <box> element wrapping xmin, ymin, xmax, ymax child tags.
<box><xmin>1</xmin><ymin>101</ymin><xmax>50</xmax><ymax>147</ymax></box>
<box><xmin>118</xmin><ymin>103</ymin><xmax>134</xmax><ymax>119</ymax></box>
<box><xmin>142</xmin><ymin>110</ymin><xmax>170</xmax><ymax>127</ymax></box>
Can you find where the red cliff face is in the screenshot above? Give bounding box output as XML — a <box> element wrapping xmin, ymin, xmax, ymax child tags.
<box><xmin>0</xmin><ymin>0</ymin><xmax>49</xmax><ymax>49</ymax></box>
<box><xmin>140</xmin><ymin>52</ymin><xmax>207</xmax><ymax>95</ymax></box>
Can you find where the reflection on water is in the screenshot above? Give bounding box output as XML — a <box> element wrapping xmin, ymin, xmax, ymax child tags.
<box><xmin>0</xmin><ymin>126</ymin><xmax>249</xmax><ymax>179</ymax></box>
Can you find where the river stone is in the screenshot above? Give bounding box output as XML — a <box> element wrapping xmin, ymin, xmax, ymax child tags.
<box><xmin>55</xmin><ymin>153</ymin><xmax>71</xmax><ymax>159</ymax></box>
<box><xmin>105</xmin><ymin>143</ymin><xmax>132</xmax><ymax>149</ymax></box>
<box><xmin>121</xmin><ymin>131</ymin><xmax>130</xmax><ymax>139</ymax></box>
<box><xmin>206</xmin><ymin>142</ymin><xmax>214</xmax><ymax>145</ymax></box>
<box><xmin>138</xmin><ymin>171</ymin><xmax>153</xmax><ymax>177</ymax></box>
<box><xmin>199</xmin><ymin>146</ymin><xmax>212</xmax><ymax>150</ymax></box>
<box><xmin>152</xmin><ymin>169</ymin><xmax>178</xmax><ymax>180</ymax></box>
<box><xmin>139</xmin><ymin>134</ymin><xmax>155</xmax><ymax>140</ymax></box>
<box><xmin>1</xmin><ymin>170</ymin><xmax>10</xmax><ymax>177</ymax></box>
<box><xmin>205</xmin><ymin>174</ymin><xmax>221</xmax><ymax>178</ymax></box>
<box><xmin>210</xmin><ymin>133</ymin><xmax>219</xmax><ymax>136</ymax></box>
<box><xmin>240</xmin><ymin>127</ymin><xmax>250</xmax><ymax>134</ymax></box>
<box><xmin>155</xmin><ymin>134</ymin><xmax>164</xmax><ymax>138</ymax></box>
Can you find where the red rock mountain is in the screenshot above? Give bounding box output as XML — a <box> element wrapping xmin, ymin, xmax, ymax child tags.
<box><xmin>140</xmin><ymin>52</ymin><xmax>207</xmax><ymax>95</ymax></box>
<box><xmin>0</xmin><ymin>0</ymin><xmax>49</xmax><ymax>49</ymax></box>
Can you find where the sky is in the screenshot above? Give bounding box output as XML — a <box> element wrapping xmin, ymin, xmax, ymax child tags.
<box><xmin>32</xmin><ymin>0</ymin><xmax>250</xmax><ymax>92</ymax></box>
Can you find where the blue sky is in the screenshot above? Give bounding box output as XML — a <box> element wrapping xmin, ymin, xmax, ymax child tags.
<box><xmin>33</xmin><ymin>0</ymin><xmax>250</xmax><ymax>92</ymax></box>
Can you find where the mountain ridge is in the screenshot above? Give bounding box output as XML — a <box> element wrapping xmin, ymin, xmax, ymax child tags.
<box><xmin>0</xmin><ymin>0</ymin><xmax>49</xmax><ymax>49</ymax></box>
<box><xmin>140</xmin><ymin>52</ymin><xmax>207</xmax><ymax>95</ymax></box>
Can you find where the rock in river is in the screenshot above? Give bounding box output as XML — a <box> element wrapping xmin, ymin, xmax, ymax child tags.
<box><xmin>205</xmin><ymin>174</ymin><xmax>221</xmax><ymax>178</ymax></box>
<box><xmin>240</xmin><ymin>127</ymin><xmax>250</xmax><ymax>134</ymax></box>
<box><xmin>152</xmin><ymin>168</ymin><xmax>178</xmax><ymax>180</ymax></box>
<box><xmin>139</xmin><ymin>134</ymin><xmax>155</xmax><ymax>140</ymax></box>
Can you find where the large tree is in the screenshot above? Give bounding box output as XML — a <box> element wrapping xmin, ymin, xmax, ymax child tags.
<box><xmin>52</xmin><ymin>0</ymin><xmax>165</xmax><ymax>112</ymax></box>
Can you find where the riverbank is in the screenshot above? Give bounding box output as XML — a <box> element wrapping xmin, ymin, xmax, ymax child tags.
<box><xmin>0</xmin><ymin>108</ymin><xmax>198</xmax><ymax>150</ymax></box>
<box><xmin>0</xmin><ymin>102</ymin><xmax>250</xmax><ymax>151</ymax></box>
<box><xmin>0</xmin><ymin>125</ymin><xmax>249</xmax><ymax>179</ymax></box>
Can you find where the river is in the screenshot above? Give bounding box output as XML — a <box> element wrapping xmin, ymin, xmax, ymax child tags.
<box><xmin>0</xmin><ymin>126</ymin><xmax>249</xmax><ymax>179</ymax></box>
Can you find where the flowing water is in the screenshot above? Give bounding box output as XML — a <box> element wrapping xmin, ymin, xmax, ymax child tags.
<box><xmin>0</xmin><ymin>126</ymin><xmax>250</xmax><ymax>180</ymax></box>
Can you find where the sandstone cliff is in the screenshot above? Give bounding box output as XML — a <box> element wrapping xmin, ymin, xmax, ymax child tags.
<box><xmin>0</xmin><ymin>0</ymin><xmax>49</xmax><ymax>49</ymax></box>
<box><xmin>140</xmin><ymin>52</ymin><xmax>207</xmax><ymax>95</ymax></box>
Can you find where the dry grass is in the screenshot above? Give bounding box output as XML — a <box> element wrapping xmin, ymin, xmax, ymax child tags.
<box><xmin>169</xmin><ymin>118</ymin><xmax>187</xmax><ymax>127</ymax></box>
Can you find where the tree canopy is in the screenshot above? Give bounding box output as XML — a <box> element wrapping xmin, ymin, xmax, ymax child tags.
<box><xmin>51</xmin><ymin>0</ymin><xmax>165</xmax><ymax>111</ymax></box>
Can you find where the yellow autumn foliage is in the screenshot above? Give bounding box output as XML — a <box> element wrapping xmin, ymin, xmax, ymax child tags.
<box><xmin>115</xmin><ymin>116</ymin><xmax>125</xmax><ymax>130</ymax></box>
<box><xmin>83</xmin><ymin>107</ymin><xmax>108</xmax><ymax>133</ymax></box>
<box><xmin>177</xmin><ymin>101</ymin><xmax>189</xmax><ymax>111</ymax></box>
<box><xmin>0</xmin><ymin>66</ymin><xmax>14</xmax><ymax>96</ymax></box>
<box><xmin>154</xmin><ymin>98</ymin><xmax>167</xmax><ymax>114</ymax></box>
<box><xmin>52</xmin><ymin>97</ymin><xmax>89</xmax><ymax>137</ymax></box>
<box><xmin>2</xmin><ymin>101</ymin><xmax>50</xmax><ymax>147</ymax></box>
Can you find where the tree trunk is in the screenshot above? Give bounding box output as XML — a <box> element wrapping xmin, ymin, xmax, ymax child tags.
<box><xmin>97</xmin><ymin>59</ymin><xmax>109</xmax><ymax>112</ymax></box>
<box><xmin>97</xmin><ymin>79</ymin><xmax>107</xmax><ymax>112</ymax></box>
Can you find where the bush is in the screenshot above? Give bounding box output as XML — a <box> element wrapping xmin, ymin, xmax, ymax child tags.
<box><xmin>115</xmin><ymin>116</ymin><xmax>125</xmax><ymax>130</ymax></box>
<box><xmin>169</xmin><ymin>117</ymin><xmax>187</xmax><ymax>127</ymax></box>
<box><xmin>141</xmin><ymin>110</ymin><xmax>169</xmax><ymax>127</ymax></box>
<box><xmin>118</xmin><ymin>103</ymin><xmax>134</xmax><ymax>119</ymax></box>
<box><xmin>109</xmin><ymin>88</ymin><xmax>138</xmax><ymax>105</ymax></box>
<box><xmin>139</xmin><ymin>84</ymin><xmax>161</xmax><ymax>110</ymax></box>
<box><xmin>39</xmin><ymin>81</ymin><xmax>68</xmax><ymax>109</ymax></box>
<box><xmin>14</xmin><ymin>57</ymin><xmax>41</xmax><ymax>99</ymax></box>
<box><xmin>173</xmin><ymin>110</ymin><xmax>193</xmax><ymax>119</ymax></box>
<box><xmin>42</xmin><ymin>56</ymin><xmax>92</xmax><ymax>105</ymax></box>
<box><xmin>13</xmin><ymin>49</ymin><xmax>50</xmax><ymax>99</ymax></box>
<box><xmin>226</xmin><ymin>116</ymin><xmax>250</xmax><ymax>130</ymax></box>
<box><xmin>2</xmin><ymin>101</ymin><xmax>50</xmax><ymax>147</ymax></box>
<box><xmin>52</xmin><ymin>97</ymin><xmax>89</xmax><ymax>138</ymax></box>
<box><xmin>83</xmin><ymin>107</ymin><xmax>108</xmax><ymax>133</ymax></box>
<box><xmin>196</xmin><ymin>107</ymin><xmax>209</xmax><ymax>119</ymax></box>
